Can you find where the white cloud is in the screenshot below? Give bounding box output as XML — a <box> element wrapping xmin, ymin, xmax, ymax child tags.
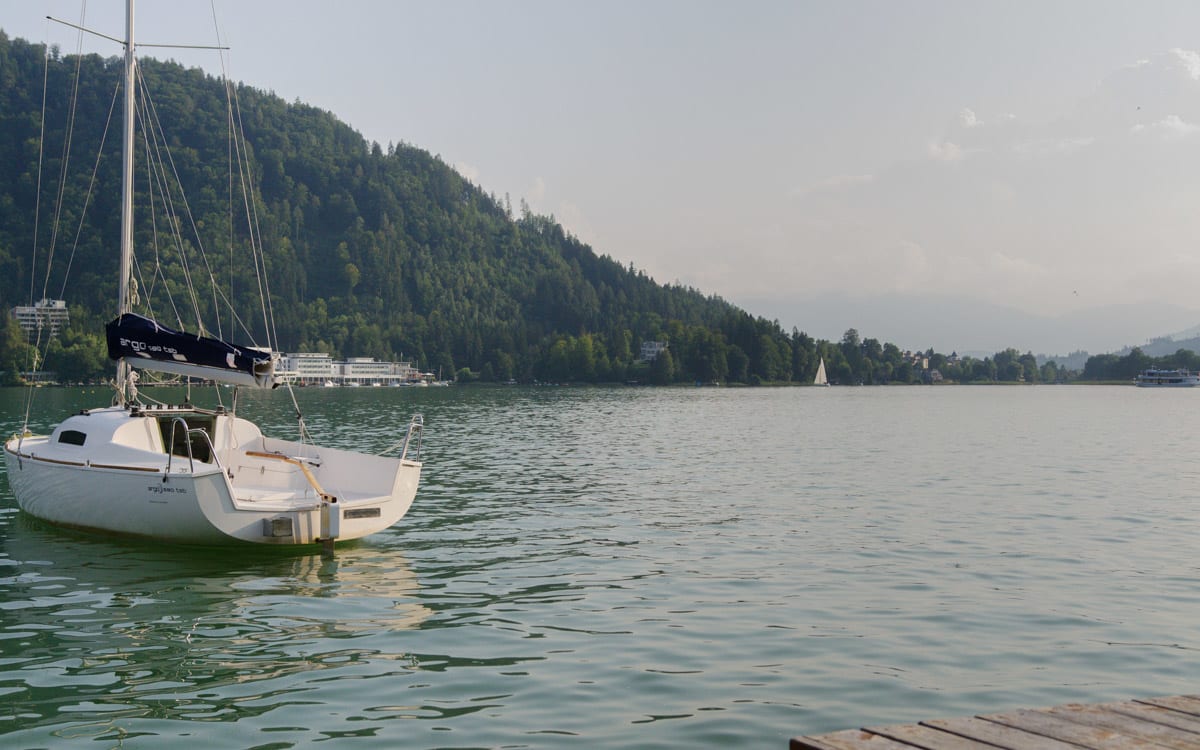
<box><xmin>512</xmin><ymin>177</ymin><xmax>598</xmax><ymax>247</ymax></box>
<box><xmin>1158</xmin><ymin>114</ymin><xmax>1199</xmax><ymax>136</ymax></box>
<box><xmin>987</xmin><ymin>251</ymin><xmax>1048</xmax><ymax>279</ymax></box>
<box><xmin>927</xmin><ymin>140</ymin><xmax>964</xmax><ymax>161</ymax></box>
<box><xmin>791</xmin><ymin>173</ymin><xmax>875</xmax><ymax>198</ymax></box>
<box><xmin>1012</xmin><ymin>136</ymin><xmax>1095</xmax><ymax>156</ymax></box>
<box><xmin>1132</xmin><ymin>114</ymin><xmax>1200</xmax><ymax>139</ymax></box>
<box><xmin>454</xmin><ymin>161</ymin><xmax>481</xmax><ymax>183</ymax></box>
<box><xmin>820</xmin><ymin>173</ymin><xmax>876</xmax><ymax>190</ymax></box>
<box><xmin>890</xmin><ymin>240</ymin><xmax>929</xmax><ymax>292</ymax></box>
<box><xmin>554</xmin><ymin>200</ymin><xmax>598</xmax><ymax>246</ymax></box>
<box><xmin>528</xmin><ymin>176</ymin><xmax>547</xmax><ymax>203</ymax></box>
<box><xmin>658</xmin><ymin>44</ymin><xmax>1200</xmax><ymax>330</ymax></box>
<box><xmin>1169</xmin><ymin>48</ymin><xmax>1200</xmax><ymax>80</ymax></box>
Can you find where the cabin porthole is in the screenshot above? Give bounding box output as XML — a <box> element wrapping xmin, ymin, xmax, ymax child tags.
<box><xmin>57</xmin><ymin>430</ymin><xmax>87</xmax><ymax>446</ymax></box>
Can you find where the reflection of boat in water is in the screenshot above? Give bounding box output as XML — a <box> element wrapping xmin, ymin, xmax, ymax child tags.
<box><xmin>251</xmin><ymin>545</ymin><xmax>433</xmax><ymax>633</ymax></box>
<box><xmin>0</xmin><ymin>508</ymin><xmax>431</xmax><ymax>731</ymax></box>
<box><xmin>0</xmin><ymin>511</ymin><xmax>431</xmax><ymax>634</ymax></box>
<box><xmin>1134</xmin><ymin>368</ymin><xmax>1200</xmax><ymax>387</ymax></box>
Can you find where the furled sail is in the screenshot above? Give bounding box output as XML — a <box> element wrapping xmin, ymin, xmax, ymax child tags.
<box><xmin>106</xmin><ymin>313</ymin><xmax>276</xmax><ymax>388</ymax></box>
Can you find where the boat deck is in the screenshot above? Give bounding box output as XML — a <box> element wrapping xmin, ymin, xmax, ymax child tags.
<box><xmin>790</xmin><ymin>695</ymin><xmax>1200</xmax><ymax>750</ymax></box>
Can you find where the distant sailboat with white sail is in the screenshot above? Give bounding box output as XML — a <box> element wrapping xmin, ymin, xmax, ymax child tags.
<box><xmin>814</xmin><ymin>358</ymin><xmax>829</xmax><ymax>386</ymax></box>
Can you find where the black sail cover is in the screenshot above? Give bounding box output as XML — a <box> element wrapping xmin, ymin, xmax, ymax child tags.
<box><xmin>106</xmin><ymin>313</ymin><xmax>275</xmax><ymax>388</ymax></box>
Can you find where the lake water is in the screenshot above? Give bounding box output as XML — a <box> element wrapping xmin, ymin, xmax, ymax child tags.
<box><xmin>1</xmin><ymin>384</ymin><xmax>1199</xmax><ymax>748</ymax></box>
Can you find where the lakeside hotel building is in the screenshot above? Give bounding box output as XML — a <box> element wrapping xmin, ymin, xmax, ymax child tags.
<box><xmin>11</xmin><ymin>299</ymin><xmax>70</xmax><ymax>342</ymax></box>
<box><xmin>277</xmin><ymin>353</ymin><xmax>426</xmax><ymax>386</ymax></box>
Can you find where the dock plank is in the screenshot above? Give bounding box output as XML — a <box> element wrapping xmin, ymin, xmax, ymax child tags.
<box><xmin>1137</xmin><ymin>696</ymin><xmax>1200</xmax><ymax>718</ymax></box>
<box><xmin>867</xmin><ymin>721</ymin><xmax>1010</xmax><ymax>749</ymax></box>
<box><xmin>791</xmin><ymin>728</ymin><xmax>928</xmax><ymax>750</ymax></box>
<box><xmin>922</xmin><ymin>716</ymin><xmax>1083</xmax><ymax>750</ymax></box>
<box><xmin>792</xmin><ymin>696</ymin><xmax>1200</xmax><ymax>750</ymax></box>
<box><xmin>1104</xmin><ymin>700</ymin><xmax>1200</xmax><ymax>735</ymax></box>
<box><xmin>1042</xmin><ymin>703</ymin><xmax>1200</xmax><ymax>750</ymax></box>
<box><xmin>981</xmin><ymin>707</ymin><xmax>1165</xmax><ymax>749</ymax></box>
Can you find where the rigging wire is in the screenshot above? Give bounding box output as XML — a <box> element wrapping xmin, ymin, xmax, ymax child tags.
<box><xmin>22</xmin><ymin>7</ymin><xmax>89</xmax><ymax>430</ymax></box>
<box><xmin>133</xmin><ymin>60</ymin><xmax>270</xmax><ymax>355</ymax></box>
<box><xmin>227</xmin><ymin>82</ymin><xmax>276</xmax><ymax>355</ymax></box>
<box><xmin>207</xmin><ymin>1</ymin><xmax>305</xmax><ymax>441</ymax></box>
<box><xmin>135</xmin><ymin>66</ymin><xmax>204</xmax><ymax>329</ymax></box>
<box><xmin>20</xmin><ymin>40</ymin><xmax>53</xmax><ymax>432</ymax></box>
<box><xmin>207</xmin><ymin>0</ymin><xmax>279</xmax><ymax>359</ymax></box>
<box><xmin>27</xmin><ymin>29</ymin><xmax>50</xmax><ymax>312</ymax></box>
<box><xmin>22</xmin><ymin>3</ymin><xmax>297</xmax><ymax>440</ymax></box>
<box><xmin>57</xmin><ymin>80</ymin><xmax>122</xmax><ymax>304</ymax></box>
<box><xmin>211</xmin><ymin>14</ymin><xmax>304</xmax><ymax>442</ymax></box>
<box><xmin>41</xmin><ymin>8</ymin><xmax>90</xmax><ymax>308</ymax></box>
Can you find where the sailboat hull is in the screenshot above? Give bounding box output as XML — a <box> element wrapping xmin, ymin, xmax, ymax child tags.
<box><xmin>3</xmin><ymin>406</ymin><xmax>421</xmax><ymax>546</ymax></box>
<box><xmin>3</xmin><ymin>452</ymin><xmax>237</xmax><ymax>543</ymax></box>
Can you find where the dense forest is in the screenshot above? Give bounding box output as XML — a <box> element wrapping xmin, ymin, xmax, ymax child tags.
<box><xmin>0</xmin><ymin>32</ymin><xmax>1094</xmax><ymax>387</ymax></box>
<box><xmin>1080</xmin><ymin>347</ymin><xmax>1200</xmax><ymax>382</ymax></box>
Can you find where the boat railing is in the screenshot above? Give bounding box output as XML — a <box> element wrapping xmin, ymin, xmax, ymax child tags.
<box><xmin>381</xmin><ymin>414</ymin><xmax>424</xmax><ymax>462</ymax></box>
<box><xmin>164</xmin><ymin>417</ymin><xmax>221</xmax><ymax>477</ymax></box>
<box><xmin>405</xmin><ymin>414</ymin><xmax>424</xmax><ymax>462</ymax></box>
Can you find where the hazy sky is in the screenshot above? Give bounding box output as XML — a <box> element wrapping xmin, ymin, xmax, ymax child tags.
<box><xmin>8</xmin><ymin>1</ymin><xmax>1200</xmax><ymax>354</ymax></box>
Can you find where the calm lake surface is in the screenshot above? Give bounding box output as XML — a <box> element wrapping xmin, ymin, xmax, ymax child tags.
<box><xmin>1</xmin><ymin>384</ymin><xmax>1199</xmax><ymax>748</ymax></box>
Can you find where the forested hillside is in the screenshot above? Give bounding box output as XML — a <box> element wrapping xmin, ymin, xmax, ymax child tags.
<box><xmin>0</xmin><ymin>32</ymin><xmax>1064</xmax><ymax>386</ymax></box>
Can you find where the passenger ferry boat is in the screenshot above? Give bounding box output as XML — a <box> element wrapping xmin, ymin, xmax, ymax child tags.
<box><xmin>1134</xmin><ymin>368</ymin><xmax>1200</xmax><ymax>387</ymax></box>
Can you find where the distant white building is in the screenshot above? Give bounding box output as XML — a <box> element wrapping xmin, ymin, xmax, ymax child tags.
<box><xmin>12</xmin><ymin>298</ymin><xmax>69</xmax><ymax>342</ymax></box>
<box><xmin>639</xmin><ymin>340</ymin><xmax>668</xmax><ymax>363</ymax></box>
<box><xmin>278</xmin><ymin>352</ymin><xmax>420</xmax><ymax>386</ymax></box>
<box><xmin>277</xmin><ymin>352</ymin><xmax>334</xmax><ymax>385</ymax></box>
<box><xmin>336</xmin><ymin>357</ymin><xmax>394</xmax><ymax>385</ymax></box>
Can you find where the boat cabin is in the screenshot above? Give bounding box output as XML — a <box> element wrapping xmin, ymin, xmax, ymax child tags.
<box><xmin>40</xmin><ymin>403</ymin><xmax>256</xmax><ymax>470</ymax></box>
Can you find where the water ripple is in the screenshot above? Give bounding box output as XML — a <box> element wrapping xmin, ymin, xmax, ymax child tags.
<box><xmin>3</xmin><ymin>386</ymin><xmax>1200</xmax><ymax>746</ymax></box>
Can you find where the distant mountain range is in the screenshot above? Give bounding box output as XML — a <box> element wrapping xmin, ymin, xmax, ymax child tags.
<box><xmin>1112</xmin><ymin>330</ymin><xmax>1200</xmax><ymax>359</ymax></box>
<box><xmin>737</xmin><ymin>291</ymin><xmax>1200</xmax><ymax>370</ymax></box>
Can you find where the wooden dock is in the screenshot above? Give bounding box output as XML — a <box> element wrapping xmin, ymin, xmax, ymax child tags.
<box><xmin>791</xmin><ymin>696</ymin><xmax>1200</xmax><ymax>750</ymax></box>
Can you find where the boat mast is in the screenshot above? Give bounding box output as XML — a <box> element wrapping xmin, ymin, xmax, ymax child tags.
<box><xmin>116</xmin><ymin>0</ymin><xmax>136</xmax><ymax>405</ymax></box>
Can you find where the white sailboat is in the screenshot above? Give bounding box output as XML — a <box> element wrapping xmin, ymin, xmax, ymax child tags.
<box><xmin>3</xmin><ymin>2</ymin><xmax>423</xmax><ymax>546</ymax></box>
<box><xmin>814</xmin><ymin>357</ymin><xmax>829</xmax><ymax>386</ymax></box>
